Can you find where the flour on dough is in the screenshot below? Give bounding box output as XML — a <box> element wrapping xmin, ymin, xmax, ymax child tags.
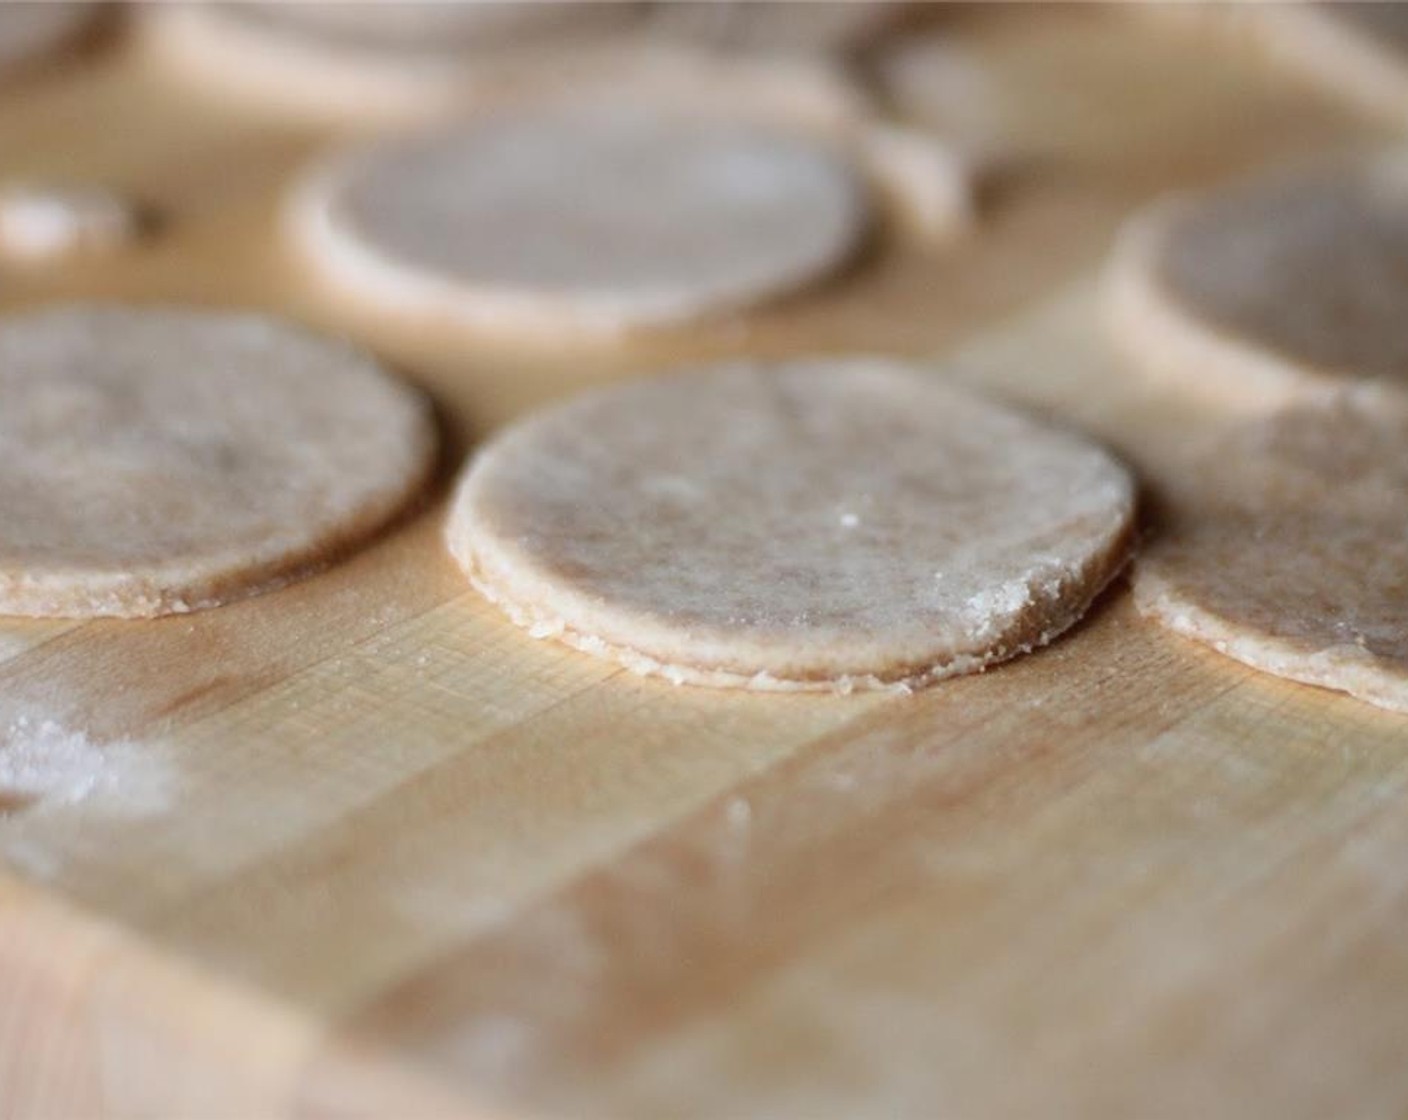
<box><xmin>1136</xmin><ymin>386</ymin><xmax>1408</xmax><ymax>714</ymax></box>
<box><xmin>292</xmin><ymin>105</ymin><xmax>870</xmax><ymax>335</ymax></box>
<box><xmin>1105</xmin><ymin>155</ymin><xmax>1408</xmax><ymax>410</ymax></box>
<box><xmin>447</xmin><ymin>359</ymin><xmax>1135</xmax><ymax>693</ymax></box>
<box><xmin>0</xmin><ymin>306</ymin><xmax>436</xmax><ymax>619</ymax></box>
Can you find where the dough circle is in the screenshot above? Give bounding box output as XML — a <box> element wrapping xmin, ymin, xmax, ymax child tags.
<box><xmin>447</xmin><ymin>359</ymin><xmax>1136</xmax><ymax>693</ymax></box>
<box><xmin>1135</xmin><ymin>388</ymin><xmax>1408</xmax><ymax>714</ymax></box>
<box><xmin>0</xmin><ymin>306</ymin><xmax>436</xmax><ymax>619</ymax></box>
<box><xmin>141</xmin><ymin>2</ymin><xmax>640</xmax><ymax>120</ymax></box>
<box><xmin>1105</xmin><ymin>156</ymin><xmax>1408</xmax><ymax>409</ymax></box>
<box><xmin>292</xmin><ymin>106</ymin><xmax>869</xmax><ymax>335</ymax></box>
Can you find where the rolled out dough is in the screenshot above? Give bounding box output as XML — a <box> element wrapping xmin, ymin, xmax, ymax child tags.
<box><xmin>1135</xmin><ymin>388</ymin><xmax>1408</xmax><ymax>714</ymax></box>
<box><xmin>0</xmin><ymin>306</ymin><xmax>436</xmax><ymax>619</ymax></box>
<box><xmin>292</xmin><ymin>105</ymin><xmax>870</xmax><ymax>335</ymax></box>
<box><xmin>447</xmin><ymin>359</ymin><xmax>1136</xmax><ymax>693</ymax></box>
<box><xmin>1105</xmin><ymin>156</ymin><xmax>1408</xmax><ymax>409</ymax></box>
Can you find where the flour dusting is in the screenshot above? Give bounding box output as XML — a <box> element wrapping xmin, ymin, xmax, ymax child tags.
<box><xmin>0</xmin><ymin>716</ymin><xmax>173</xmax><ymax>817</ymax></box>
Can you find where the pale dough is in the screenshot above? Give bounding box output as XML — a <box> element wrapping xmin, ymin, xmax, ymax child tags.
<box><xmin>1136</xmin><ymin>387</ymin><xmax>1408</xmax><ymax>714</ymax></box>
<box><xmin>0</xmin><ymin>3</ymin><xmax>97</xmax><ymax>80</ymax></box>
<box><xmin>140</xmin><ymin>2</ymin><xmax>643</xmax><ymax>122</ymax></box>
<box><xmin>292</xmin><ymin>105</ymin><xmax>870</xmax><ymax>335</ymax></box>
<box><xmin>1105</xmin><ymin>156</ymin><xmax>1408</xmax><ymax>410</ymax></box>
<box><xmin>446</xmin><ymin>359</ymin><xmax>1136</xmax><ymax>693</ymax></box>
<box><xmin>0</xmin><ymin>306</ymin><xmax>436</xmax><ymax>619</ymax></box>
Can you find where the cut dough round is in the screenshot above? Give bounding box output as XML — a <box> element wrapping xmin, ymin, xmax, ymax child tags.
<box><xmin>141</xmin><ymin>2</ymin><xmax>644</xmax><ymax>121</ymax></box>
<box><xmin>1135</xmin><ymin>388</ymin><xmax>1408</xmax><ymax>714</ymax></box>
<box><xmin>447</xmin><ymin>359</ymin><xmax>1136</xmax><ymax>692</ymax></box>
<box><xmin>292</xmin><ymin>105</ymin><xmax>869</xmax><ymax>334</ymax></box>
<box><xmin>1105</xmin><ymin>157</ymin><xmax>1408</xmax><ymax>409</ymax></box>
<box><xmin>0</xmin><ymin>306</ymin><xmax>436</xmax><ymax>619</ymax></box>
<box><xmin>0</xmin><ymin>3</ymin><xmax>97</xmax><ymax>80</ymax></box>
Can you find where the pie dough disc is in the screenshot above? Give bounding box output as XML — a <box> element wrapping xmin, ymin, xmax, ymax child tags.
<box><xmin>447</xmin><ymin>359</ymin><xmax>1136</xmax><ymax>693</ymax></box>
<box><xmin>1135</xmin><ymin>388</ymin><xmax>1408</xmax><ymax>714</ymax></box>
<box><xmin>292</xmin><ymin>105</ymin><xmax>869</xmax><ymax>335</ymax></box>
<box><xmin>1105</xmin><ymin>156</ymin><xmax>1408</xmax><ymax>410</ymax></box>
<box><xmin>0</xmin><ymin>3</ymin><xmax>97</xmax><ymax>79</ymax></box>
<box><xmin>0</xmin><ymin>306</ymin><xmax>436</xmax><ymax>619</ymax></box>
<box><xmin>141</xmin><ymin>2</ymin><xmax>642</xmax><ymax>120</ymax></box>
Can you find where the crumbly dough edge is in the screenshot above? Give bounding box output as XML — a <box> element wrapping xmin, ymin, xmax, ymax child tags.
<box><xmin>0</xmin><ymin>392</ymin><xmax>438</xmax><ymax>621</ymax></box>
<box><xmin>1134</xmin><ymin>561</ymin><xmax>1408</xmax><ymax>715</ymax></box>
<box><xmin>446</xmin><ymin>497</ymin><xmax>1137</xmax><ymax>696</ymax></box>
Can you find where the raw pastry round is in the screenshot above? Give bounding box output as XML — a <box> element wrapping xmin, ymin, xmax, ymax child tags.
<box><xmin>0</xmin><ymin>306</ymin><xmax>436</xmax><ymax>619</ymax></box>
<box><xmin>447</xmin><ymin>359</ymin><xmax>1136</xmax><ymax>692</ymax></box>
<box><xmin>293</xmin><ymin>105</ymin><xmax>869</xmax><ymax>334</ymax></box>
<box><xmin>0</xmin><ymin>3</ymin><xmax>97</xmax><ymax>80</ymax></box>
<box><xmin>1105</xmin><ymin>156</ymin><xmax>1408</xmax><ymax>409</ymax></box>
<box><xmin>142</xmin><ymin>2</ymin><xmax>639</xmax><ymax>119</ymax></box>
<box><xmin>1232</xmin><ymin>3</ymin><xmax>1408</xmax><ymax>127</ymax></box>
<box><xmin>1135</xmin><ymin>388</ymin><xmax>1408</xmax><ymax>714</ymax></box>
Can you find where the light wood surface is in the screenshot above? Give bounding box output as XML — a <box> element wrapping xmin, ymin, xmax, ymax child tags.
<box><xmin>3</xmin><ymin>7</ymin><xmax>1406</xmax><ymax>1119</ymax></box>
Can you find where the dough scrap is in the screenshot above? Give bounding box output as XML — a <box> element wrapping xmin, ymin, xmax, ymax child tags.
<box><xmin>0</xmin><ymin>306</ymin><xmax>436</xmax><ymax>619</ymax></box>
<box><xmin>292</xmin><ymin>105</ymin><xmax>870</xmax><ymax>335</ymax></box>
<box><xmin>447</xmin><ymin>359</ymin><xmax>1136</xmax><ymax>693</ymax></box>
<box><xmin>1135</xmin><ymin>387</ymin><xmax>1408</xmax><ymax>714</ymax></box>
<box><xmin>0</xmin><ymin>3</ymin><xmax>97</xmax><ymax>80</ymax></box>
<box><xmin>1105</xmin><ymin>156</ymin><xmax>1408</xmax><ymax>410</ymax></box>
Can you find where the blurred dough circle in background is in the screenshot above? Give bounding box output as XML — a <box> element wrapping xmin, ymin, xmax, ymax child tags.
<box><xmin>0</xmin><ymin>306</ymin><xmax>437</xmax><ymax>619</ymax></box>
<box><xmin>1105</xmin><ymin>155</ymin><xmax>1408</xmax><ymax>410</ymax></box>
<box><xmin>291</xmin><ymin>104</ymin><xmax>872</xmax><ymax>334</ymax></box>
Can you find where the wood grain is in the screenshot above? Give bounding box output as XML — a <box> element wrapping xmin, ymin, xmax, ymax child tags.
<box><xmin>2</xmin><ymin>6</ymin><xmax>1404</xmax><ymax>1119</ymax></box>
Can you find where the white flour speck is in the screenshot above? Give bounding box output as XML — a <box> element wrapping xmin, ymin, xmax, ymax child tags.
<box><xmin>0</xmin><ymin>716</ymin><xmax>172</xmax><ymax>817</ymax></box>
<box><xmin>839</xmin><ymin>512</ymin><xmax>860</xmax><ymax>529</ymax></box>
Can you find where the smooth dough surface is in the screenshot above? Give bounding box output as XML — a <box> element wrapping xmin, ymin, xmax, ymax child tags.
<box><xmin>0</xmin><ymin>3</ymin><xmax>96</xmax><ymax>78</ymax></box>
<box><xmin>1136</xmin><ymin>388</ymin><xmax>1408</xmax><ymax>714</ymax></box>
<box><xmin>0</xmin><ymin>306</ymin><xmax>436</xmax><ymax>619</ymax></box>
<box><xmin>447</xmin><ymin>359</ymin><xmax>1136</xmax><ymax>692</ymax></box>
<box><xmin>1105</xmin><ymin>156</ymin><xmax>1408</xmax><ymax>409</ymax></box>
<box><xmin>141</xmin><ymin>2</ymin><xmax>642</xmax><ymax>121</ymax></box>
<box><xmin>293</xmin><ymin>106</ymin><xmax>869</xmax><ymax>333</ymax></box>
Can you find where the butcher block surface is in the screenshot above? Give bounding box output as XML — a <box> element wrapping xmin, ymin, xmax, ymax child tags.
<box><xmin>3</xmin><ymin>7</ymin><xmax>1408</xmax><ymax>1119</ymax></box>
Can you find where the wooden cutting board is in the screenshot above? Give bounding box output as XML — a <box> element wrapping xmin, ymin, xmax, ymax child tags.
<box><xmin>4</xmin><ymin>7</ymin><xmax>1408</xmax><ymax>1119</ymax></box>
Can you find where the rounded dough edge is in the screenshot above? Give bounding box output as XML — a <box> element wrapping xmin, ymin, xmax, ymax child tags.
<box><xmin>444</xmin><ymin>365</ymin><xmax>1137</xmax><ymax>693</ymax></box>
<box><xmin>1102</xmin><ymin>192</ymin><xmax>1346</xmax><ymax>413</ymax></box>
<box><xmin>288</xmin><ymin>116</ymin><xmax>872</xmax><ymax>336</ymax></box>
<box><xmin>0</xmin><ymin>307</ymin><xmax>438</xmax><ymax>620</ymax></box>
<box><xmin>1134</xmin><ymin>558</ymin><xmax>1408</xmax><ymax>715</ymax></box>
